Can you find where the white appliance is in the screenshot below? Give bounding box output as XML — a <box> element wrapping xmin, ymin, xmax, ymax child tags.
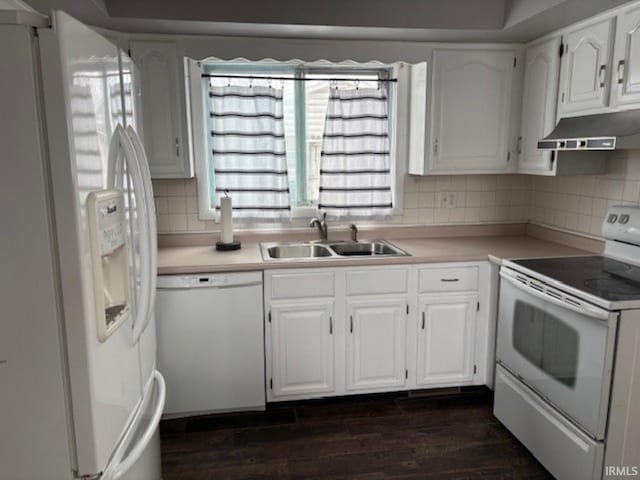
<box><xmin>494</xmin><ymin>205</ymin><xmax>640</xmax><ymax>480</ymax></box>
<box><xmin>0</xmin><ymin>9</ymin><xmax>165</xmax><ymax>480</ymax></box>
<box><xmin>156</xmin><ymin>272</ymin><xmax>265</xmax><ymax>416</ymax></box>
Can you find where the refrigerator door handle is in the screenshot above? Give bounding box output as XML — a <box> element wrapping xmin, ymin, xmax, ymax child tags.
<box><xmin>126</xmin><ymin>126</ymin><xmax>157</xmax><ymax>344</ymax></box>
<box><xmin>105</xmin><ymin>370</ymin><xmax>166</xmax><ymax>480</ymax></box>
<box><xmin>116</xmin><ymin>126</ymin><xmax>155</xmax><ymax>345</ymax></box>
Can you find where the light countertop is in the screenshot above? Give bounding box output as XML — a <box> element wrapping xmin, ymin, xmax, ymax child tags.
<box><xmin>157</xmin><ymin>232</ymin><xmax>595</xmax><ymax>275</ymax></box>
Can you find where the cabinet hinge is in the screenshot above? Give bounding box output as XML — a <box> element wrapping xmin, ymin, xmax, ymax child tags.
<box><xmin>269</xmin><ymin>378</ymin><xmax>273</xmax><ymax>389</ymax></box>
<box><xmin>473</xmin><ymin>365</ymin><xmax>477</xmax><ymax>375</ymax></box>
<box><xmin>513</xmin><ymin>57</ymin><xmax>517</xmax><ymax>68</ymax></box>
<box><xmin>406</xmin><ymin>304</ymin><xmax>409</xmax><ymax>315</ymax></box>
<box><xmin>268</xmin><ymin>311</ymin><xmax>271</xmax><ymax>323</ymax></box>
<box><xmin>477</xmin><ymin>302</ymin><xmax>480</xmax><ymax>312</ymax></box>
<box><xmin>405</xmin><ymin>369</ymin><xmax>408</xmax><ymax>379</ymax></box>
<box><xmin>559</xmin><ymin>42</ymin><xmax>564</xmax><ymax>58</ymax></box>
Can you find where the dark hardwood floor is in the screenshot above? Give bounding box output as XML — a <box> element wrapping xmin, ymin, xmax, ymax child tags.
<box><xmin>159</xmin><ymin>388</ymin><xmax>552</xmax><ymax>480</ymax></box>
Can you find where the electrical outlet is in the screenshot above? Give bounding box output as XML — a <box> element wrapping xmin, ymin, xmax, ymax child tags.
<box><xmin>438</xmin><ymin>192</ymin><xmax>458</xmax><ymax>208</ymax></box>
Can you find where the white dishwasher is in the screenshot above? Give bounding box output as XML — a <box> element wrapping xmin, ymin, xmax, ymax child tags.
<box><xmin>156</xmin><ymin>271</ymin><xmax>265</xmax><ymax>417</ymax></box>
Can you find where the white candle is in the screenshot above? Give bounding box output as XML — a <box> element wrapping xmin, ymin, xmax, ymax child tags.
<box><xmin>220</xmin><ymin>196</ymin><xmax>233</xmax><ymax>244</ymax></box>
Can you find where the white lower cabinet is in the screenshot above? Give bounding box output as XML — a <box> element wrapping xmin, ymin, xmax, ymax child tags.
<box><xmin>265</xmin><ymin>262</ymin><xmax>492</xmax><ymax>402</ymax></box>
<box><xmin>346</xmin><ymin>298</ymin><xmax>408</xmax><ymax>392</ymax></box>
<box><xmin>416</xmin><ymin>294</ymin><xmax>478</xmax><ymax>387</ymax></box>
<box><xmin>269</xmin><ymin>301</ymin><xmax>335</xmax><ymax>399</ymax></box>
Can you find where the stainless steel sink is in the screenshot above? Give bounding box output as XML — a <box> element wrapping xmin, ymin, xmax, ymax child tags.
<box><xmin>328</xmin><ymin>241</ymin><xmax>406</xmax><ymax>257</ymax></box>
<box><xmin>266</xmin><ymin>243</ymin><xmax>333</xmax><ymax>259</ymax></box>
<box><xmin>261</xmin><ymin>240</ymin><xmax>409</xmax><ymax>261</ymax></box>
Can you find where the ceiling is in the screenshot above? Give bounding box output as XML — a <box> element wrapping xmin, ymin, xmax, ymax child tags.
<box><xmin>19</xmin><ymin>0</ymin><xmax>635</xmax><ymax>42</ymax></box>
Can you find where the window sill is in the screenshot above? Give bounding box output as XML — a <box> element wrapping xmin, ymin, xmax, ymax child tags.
<box><xmin>291</xmin><ymin>205</ymin><xmax>318</xmax><ymax>219</ymax></box>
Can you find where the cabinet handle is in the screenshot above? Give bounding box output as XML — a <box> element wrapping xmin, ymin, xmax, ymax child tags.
<box><xmin>440</xmin><ymin>278</ymin><xmax>460</xmax><ymax>282</ymax></box>
<box><xmin>329</xmin><ymin>316</ymin><xmax>333</xmax><ymax>335</ymax></box>
<box><xmin>599</xmin><ymin>65</ymin><xmax>607</xmax><ymax>88</ymax></box>
<box><xmin>350</xmin><ymin>315</ymin><xmax>353</xmax><ymax>333</ymax></box>
<box><xmin>517</xmin><ymin>136</ymin><xmax>522</xmax><ymax>155</ymax></box>
<box><xmin>421</xmin><ymin>311</ymin><xmax>425</xmax><ymax>330</ymax></box>
<box><xmin>617</xmin><ymin>60</ymin><xmax>626</xmax><ymax>85</ymax></box>
<box><xmin>175</xmin><ymin>137</ymin><xmax>180</xmax><ymax>157</ymax></box>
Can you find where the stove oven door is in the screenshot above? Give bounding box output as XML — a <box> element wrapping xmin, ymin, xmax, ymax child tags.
<box><xmin>497</xmin><ymin>268</ymin><xmax>618</xmax><ymax>440</ymax></box>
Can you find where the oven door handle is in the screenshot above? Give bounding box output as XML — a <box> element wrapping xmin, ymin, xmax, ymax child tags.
<box><xmin>499</xmin><ymin>271</ymin><xmax>611</xmax><ymax>321</ymax></box>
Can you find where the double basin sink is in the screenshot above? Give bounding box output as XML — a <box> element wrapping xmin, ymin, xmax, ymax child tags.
<box><xmin>261</xmin><ymin>240</ymin><xmax>410</xmax><ymax>261</ymax></box>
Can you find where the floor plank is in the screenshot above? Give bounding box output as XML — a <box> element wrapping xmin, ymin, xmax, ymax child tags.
<box><xmin>160</xmin><ymin>388</ymin><xmax>552</xmax><ymax>480</ymax></box>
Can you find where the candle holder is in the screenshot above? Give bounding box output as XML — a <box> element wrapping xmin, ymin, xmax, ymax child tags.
<box><xmin>216</xmin><ymin>240</ymin><xmax>242</xmax><ymax>251</ymax></box>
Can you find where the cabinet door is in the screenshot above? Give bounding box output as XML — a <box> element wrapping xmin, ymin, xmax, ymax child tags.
<box><xmin>430</xmin><ymin>49</ymin><xmax>514</xmax><ymax>173</ymax></box>
<box><xmin>416</xmin><ymin>294</ymin><xmax>477</xmax><ymax>387</ymax></box>
<box><xmin>269</xmin><ymin>301</ymin><xmax>335</xmax><ymax>398</ymax></box>
<box><xmin>130</xmin><ymin>41</ymin><xmax>192</xmax><ymax>178</ymax></box>
<box><xmin>612</xmin><ymin>5</ymin><xmax>640</xmax><ymax>108</ymax></box>
<box><xmin>558</xmin><ymin>19</ymin><xmax>614</xmax><ymax>117</ymax></box>
<box><xmin>346</xmin><ymin>298</ymin><xmax>407</xmax><ymax>391</ymax></box>
<box><xmin>518</xmin><ymin>38</ymin><xmax>561</xmax><ymax>174</ymax></box>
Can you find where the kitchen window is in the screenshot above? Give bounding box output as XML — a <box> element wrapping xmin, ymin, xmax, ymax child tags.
<box><xmin>188</xmin><ymin>60</ymin><xmax>405</xmax><ymax>222</ymax></box>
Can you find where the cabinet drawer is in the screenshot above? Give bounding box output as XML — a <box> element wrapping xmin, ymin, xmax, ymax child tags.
<box><xmin>269</xmin><ymin>271</ymin><xmax>335</xmax><ymax>299</ymax></box>
<box><xmin>347</xmin><ymin>268</ymin><xmax>409</xmax><ymax>296</ymax></box>
<box><xmin>419</xmin><ymin>266</ymin><xmax>478</xmax><ymax>293</ymax></box>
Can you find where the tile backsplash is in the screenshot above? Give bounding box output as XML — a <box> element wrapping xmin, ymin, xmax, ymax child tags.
<box><xmin>152</xmin><ymin>174</ymin><xmax>532</xmax><ymax>234</ymax></box>
<box><xmin>153</xmin><ymin>150</ymin><xmax>640</xmax><ymax>239</ymax></box>
<box><xmin>530</xmin><ymin>151</ymin><xmax>640</xmax><ymax>237</ymax></box>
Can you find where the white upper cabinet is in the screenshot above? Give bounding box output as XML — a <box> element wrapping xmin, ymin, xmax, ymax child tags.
<box><xmin>557</xmin><ymin>18</ymin><xmax>615</xmax><ymax>118</ymax></box>
<box><xmin>130</xmin><ymin>41</ymin><xmax>193</xmax><ymax>178</ymax></box>
<box><xmin>611</xmin><ymin>4</ymin><xmax>640</xmax><ymax>109</ymax></box>
<box><xmin>429</xmin><ymin>49</ymin><xmax>516</xmax><ymax>174</ymax></box>
<box><xmin>518</xmin><ymin>37</ymin><xmax>562</xmax><ymax>175</ymax></box>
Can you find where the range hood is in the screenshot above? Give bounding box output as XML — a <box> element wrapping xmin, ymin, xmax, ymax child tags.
<box><xmin>538</xmin><ymin>109</ymin><xmax>640</xmax><ymax>151</ymax></box>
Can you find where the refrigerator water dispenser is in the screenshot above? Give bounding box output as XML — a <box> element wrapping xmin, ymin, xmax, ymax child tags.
<box><xmin>87</xmin><ymin>189</ymin><xmax>131</xmax><ymax>342</ymax></box>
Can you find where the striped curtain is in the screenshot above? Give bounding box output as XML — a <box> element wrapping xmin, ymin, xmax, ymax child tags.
<box><xmin>209</xmin><ymin>85</ymin><xmax>291</xmax><ymax>221</ymax></box>
<box><xmin>318</xmin><ymin>88</ymin><xmax>393</xmax><ymax>219</ymax></box>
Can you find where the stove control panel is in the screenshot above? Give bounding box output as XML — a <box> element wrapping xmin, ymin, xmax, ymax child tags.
<box><xmin>603</xmin><ymin>206</ymin><xmax>640</xmax><ymax>245</ymax></box>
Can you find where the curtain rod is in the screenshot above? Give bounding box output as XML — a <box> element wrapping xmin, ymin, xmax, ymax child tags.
<box><xmin>201</xmin><ymin>73</ymin><xmax>397</xmax><ymax>83</ymax></box>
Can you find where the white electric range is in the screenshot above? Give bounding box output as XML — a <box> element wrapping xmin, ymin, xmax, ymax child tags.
<box><xmin>494</xmin><ymin>205</ymin><xmax>640</xmax><ymax>480</ymax></box>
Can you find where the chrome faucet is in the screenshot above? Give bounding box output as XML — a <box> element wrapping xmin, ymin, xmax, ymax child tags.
<box><xmin>350</xmin><ymin>224</ymin><xmax>358</xmax><ymax>242</ymax></box>
<box><xmin>309</xmin><ymin>212</ymin><xmax>328</xmax><ymax>241</ymax></box>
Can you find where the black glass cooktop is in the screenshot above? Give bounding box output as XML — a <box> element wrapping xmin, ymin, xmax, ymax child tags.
<box><xmin>512</xmin><ymin>256</ymin><xmax>640</xmax><ymax>302</ymax></box>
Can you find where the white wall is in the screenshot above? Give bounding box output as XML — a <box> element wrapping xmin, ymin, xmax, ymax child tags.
<box><xmin>122</xmin><ymin>31</ymin><xmax>521</xmax><ymax>66</ymax></box>
<box><xmin>531</xmin><ymin>151</ymin><xmax>640</xmax><ymax>237</ymax></box>
<box><xmin>137</xmin><ymin>23</ymin><xmax>639</xmax><ymax>240</ymax></box>
<box><xmin>155</xmin><ymin>151</ymin><xmax>640</xmax><ymax>240</ymax></box>
<box><xmin>153</xmin><ymin>174</ymin><xmax>532</xmax><ymax>233</ymax></box>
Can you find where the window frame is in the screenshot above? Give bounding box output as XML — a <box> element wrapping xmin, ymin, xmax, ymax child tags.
<box><xmin>187</xmin><ymin>58</ymin><xmax>406</xmax><ymax>222</ymax></box>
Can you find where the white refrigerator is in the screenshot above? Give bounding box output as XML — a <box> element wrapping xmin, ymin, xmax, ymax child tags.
<box><xmin>0</xmin><ymin>9</ymin><xmax>165</xmax><ymax>480</ymax></box>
